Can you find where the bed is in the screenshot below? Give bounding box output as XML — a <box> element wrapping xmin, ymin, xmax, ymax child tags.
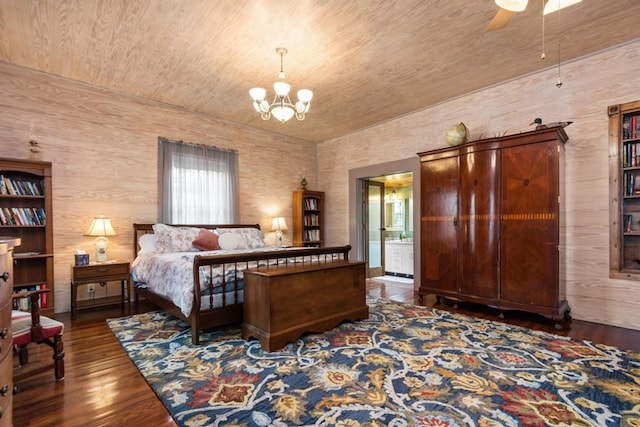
<box><xmin>131</xmin><ymin>223</ymin><xmax>353</xmax><ymax>344</ymax></box>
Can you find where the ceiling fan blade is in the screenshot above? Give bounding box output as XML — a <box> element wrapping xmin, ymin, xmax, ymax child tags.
<box><xmin>486</xmin><ymin>8</ymin><xmax>515</xmax><ymax>31</ymax></box>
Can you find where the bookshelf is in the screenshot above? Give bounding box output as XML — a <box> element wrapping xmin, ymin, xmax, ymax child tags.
<box><xmin>609</xmin><ymin>101</ymin><xmax>640</xmax><ymax>278</ymax></box>
<box><xmin>0</xmin><ymin>157</ymin><xmax>54</xmax><ymax>313</ymax></box>
<box><xmin>292</xmin><ymin>190</ymin><xmax>324</xmax><ymax>247</ymax></box>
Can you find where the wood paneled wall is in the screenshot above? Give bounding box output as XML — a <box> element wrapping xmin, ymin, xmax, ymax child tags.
<box><xmin>318</xmin><ymin>40</ymin><xmax>640</xmax><ymax>332</ymax></box>
<box><xmin>0</xmin><ymin>62</ymin><xmax>316</xmax><ymax>313</ymax></box>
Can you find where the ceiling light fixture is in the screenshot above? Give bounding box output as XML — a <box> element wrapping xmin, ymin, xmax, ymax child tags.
<box><xmin>249</xmin><ymin>47</ymin><xmax>313</xmax><ymax>123</ymax></box>
<box><xmin>543</xmin><ymin>0</ymin><xmax>581</xmax><ymax>15</ymax></box>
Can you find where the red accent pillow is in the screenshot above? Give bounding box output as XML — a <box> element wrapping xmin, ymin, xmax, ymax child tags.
<box><xmin>192</xmin><ymin>229</ymin><xmax>220</xmax><ymax>251</ymax></box>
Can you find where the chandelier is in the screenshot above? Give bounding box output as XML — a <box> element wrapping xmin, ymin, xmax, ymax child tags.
<box><xmin>249</xmin><ymin>47</ymin><xmax>313</xmax><ymax>123</ymax></box>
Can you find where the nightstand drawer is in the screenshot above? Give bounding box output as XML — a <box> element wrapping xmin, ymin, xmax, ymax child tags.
<box><xmin>73</xmin><ymin>263</ymin><xmax>129</xmax><ymax>281</ymax></box>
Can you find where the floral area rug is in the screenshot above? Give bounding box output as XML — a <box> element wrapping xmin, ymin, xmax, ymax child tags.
<box><xmin>107</xmin><ymin>298</ymin><xmax>640</xmax><ymax>426</ymax></box>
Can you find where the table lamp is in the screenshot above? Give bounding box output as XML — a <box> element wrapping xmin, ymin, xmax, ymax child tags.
<box><xmin>271</xmin><ymin>217</ymin><xmax>288</xmax><ymax>247</ymax></box>
<box><xmin>85</xmin><ymin>215</ymin><xmax>117</xmax><ymax>263</ymax></box>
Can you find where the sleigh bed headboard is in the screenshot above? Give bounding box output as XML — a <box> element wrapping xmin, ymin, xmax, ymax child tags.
<box><xmin>132</xmin><ymin>223</ymin><xmax>261</xmax><ymax>259</ymax></box>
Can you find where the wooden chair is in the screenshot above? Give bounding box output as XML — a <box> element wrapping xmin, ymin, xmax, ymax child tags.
<box><xmin>11</xmin><ymin>289</ymin><xmax>64</xmax><ymax>392</ymax></box>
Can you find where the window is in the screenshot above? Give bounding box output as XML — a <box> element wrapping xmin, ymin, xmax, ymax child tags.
<box><xmin>158</xmin><ymin>137</ymin><xmax>238</xmax><ymax>223</ymax></box>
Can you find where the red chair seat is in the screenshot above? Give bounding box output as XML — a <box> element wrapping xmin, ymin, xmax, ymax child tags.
<box><xmin>12</xmin><ymin>310</ymin><xmax>64</xmax><ymax>347</ymax></box>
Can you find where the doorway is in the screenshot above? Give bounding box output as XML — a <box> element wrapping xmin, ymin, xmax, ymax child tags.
<box><xmin>365</xmin><ymin>172</ymin><xmax>414</xmax><ymax>278</ymax></box>
<box><xmin>349</xmin><ymin>157</ymin><xmax>420</xmax><ymax>287</ymax></box>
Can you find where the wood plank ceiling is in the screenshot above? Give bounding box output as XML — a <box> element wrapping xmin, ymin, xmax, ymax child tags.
<box><xmin>1</xmin><ymin>0</ymin><xmax>639</xmax><ymax>143</ymax></box>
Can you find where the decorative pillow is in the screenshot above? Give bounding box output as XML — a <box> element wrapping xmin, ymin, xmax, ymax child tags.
<box><xmin>138</xmin><ymin>233</ymin><xmax>158</xmax><ymax>254</ymax></box>
<box><xmin>192</xmin><ymin>229</ymin><xmax>220</xmax><ymax>251</ymax></box>
<box><xmin>152</xmin><ymin>223</ymin><xmax>201</xmax><ymax>252</ymax></box>
<box><xmin>218</xmin><ymin>232</ymin><xmax>249</xmax><ymax>250</ymax></box>
<box><xmin>216</xmin><ymin>227</ymin><xmax>265</xmax><ymax>249</ymax></box>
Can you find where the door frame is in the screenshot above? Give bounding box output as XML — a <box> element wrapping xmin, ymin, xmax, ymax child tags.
<box><xmin>349</xmin><ymin>157</ymin><xmax>421</xmax><ymax>287</ymax></box>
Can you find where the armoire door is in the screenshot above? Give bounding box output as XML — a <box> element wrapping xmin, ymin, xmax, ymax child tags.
<box><xmin>458</xmin><ymin>149</ymin><xmax>500</xmax><ymax>300</ymax></box>
<box><xmin>500</xmin><ymin>141</ymin><xmax>560</xmax><ymax>308</ymax></box>
<box><xmin>421</xmin><ymin>155</ymin><xmax>458</xmax><ymax>296</ymax></box>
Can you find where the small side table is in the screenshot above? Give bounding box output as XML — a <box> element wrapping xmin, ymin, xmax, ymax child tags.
<box><xmin>70</xmin><ymin>260</ymin><xmax>130</xmax><ymax>320</ymax></box>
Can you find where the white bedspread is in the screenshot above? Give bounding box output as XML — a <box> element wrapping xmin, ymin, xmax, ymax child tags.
<box><xmin>131</xmin><ymin>247</ymin><xmax>287</xmax><ymax>317</ymax></box>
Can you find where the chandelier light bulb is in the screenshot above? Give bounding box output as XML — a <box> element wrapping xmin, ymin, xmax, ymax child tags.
<box><xmin>273</xmin><ymin>81</ymin><xmax>291</xmax><ymax>97</ymax></box>
<box><xmin>297</xmin><ymin>89</ymin><xmax>313</xmax><ymax>103</ymax></box>
<box><xmin>272</xmin><ymin>105</ymin><xmax>295</xmax><ymax>123</ymax></box>
<box><xmin>249</xmin><ymin>47</ymin><xmax>312</xmax><ymax>123</ymax></box>
<box><xmin>249</xmin><ymin>87</ymin><xmax>266</xmax><ymax>101</ymax></box>
<box><xmin>495</xmin><ymin>0</ymin><xmax>528</xmax><ymax>12</ymax></box>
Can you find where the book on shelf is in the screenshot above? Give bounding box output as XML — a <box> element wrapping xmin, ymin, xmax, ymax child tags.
<box><xmin>15</xmin><ymin>179</ymin><xmax>26</xmax><ymax>195</ymax></box>
<box><xmin>1</xmin><ymin>207</ymin><xmax>12</xmax><ymax>225</ymax></box>
<box><xmin>623</xmin><ymin>115</ymin><xmax>640</xmax><ymax>140</ymax></box>
<box><xmin>0</xmin><ymin>207</ymin><xmax>45</xmax><ymax>226</ymax></box>
<box><xmin>0</xmin><ymin>176</ymin><xmax>42</xmax><ymax>196</ymax></box>
<box><xmin>624</xmin><ymin>142</ymin><xmax>640</xmax><ymax>168</ymax></box>
<box><xmin>303</xmin><ymin>229</ymin><xmax>321</xmax><ymax>242</ymax></box>
<box><xmin>624</xmin><ymin>172</ymin><xmax>640</xmax><ymax>196</ymax></box>
<box><xmin>632</xmin><ymin>174</ymin><xmax>640</xmax><ymax>196</ymax></box>
<box><xmin>12</xmin><ymin>283</ymin><xmax>48</xmax><ymax>310</ymax></box>
<box><xmin>40</xmin><ymin>283</ymin><xmax>48</xmax><ymax>308</ymax></box>
<box><xmin>624</xmin><ymin>214</ymin><xmax>633</xmax><ymax>233</ymax></box>
<box><xmin>11</xmin><ymin>208</ymin><xmax>23</xmax><ymax>225</ymax></box>
<box><xmin>303</xmin><ymin>214</ymin><xmax>319</xmax><ymax>226</ymax></box>
<box><xmin>3</xmin><ymin>177</ymin><xmax>16</xmax><ymax>195</ymax></box>
<box><xmin>304</xmin><ymin>197</ymin><xmax>319</xmax><ymax>210</ymax></box>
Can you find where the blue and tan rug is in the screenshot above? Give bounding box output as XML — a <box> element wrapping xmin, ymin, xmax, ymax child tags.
<box><xmin>107</xmin><ymin>299</ymin><xmax>640</xmax><ymax>426</ymax></box>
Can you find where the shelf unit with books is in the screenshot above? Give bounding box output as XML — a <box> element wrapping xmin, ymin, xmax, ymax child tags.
<box><xmin>292</xmin><ymin>190</ymin><xmax>324</xmax><ymax>247</ymax></box>
<box><xmin>609</xmin><ymin>101</ymin><xmax>640</xmax><ymax>278</ymax></box>
<box><xmin>0</xmin><ymin>157</ymin><xmax>54</xmax><ymax>313</ymax></box>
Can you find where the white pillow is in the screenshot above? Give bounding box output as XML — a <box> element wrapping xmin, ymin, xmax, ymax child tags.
<box><xmin>218</xmin><ymin>232</ymin><xmax>249</xmax><ymax>250</ymax></box>
<box><xmin>216</xmin><ymin>227</ymin><xmax>265</xmax><ymax>249</ymax></box>
<box><xmin>138</xmin><ymin>233</ymin><xmax>158</xmax><ymax>254</ymax></box>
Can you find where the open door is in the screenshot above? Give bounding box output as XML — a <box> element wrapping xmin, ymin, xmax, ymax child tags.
<box><xmin>363</xmin><ymin>180</ymin><xmax>385</xmax><ymax>277</ymax></box>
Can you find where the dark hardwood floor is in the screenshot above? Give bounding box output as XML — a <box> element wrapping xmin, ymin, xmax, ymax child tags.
<box><xmin>13</xmin><ymin>279</ymin><xmax>640</xmax><ymax>426</ymax></box>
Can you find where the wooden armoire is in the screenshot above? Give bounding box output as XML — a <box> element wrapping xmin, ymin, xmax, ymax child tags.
<box><xmin>417</xmin><ymin>126</ymin><xmax>569</xmax><ymax>327</ymax></box>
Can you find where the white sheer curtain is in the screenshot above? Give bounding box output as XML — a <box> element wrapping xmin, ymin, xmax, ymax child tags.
<box><xmin>158</xmin><ymin>137</ymin><xmax>239</xmax><ymax>224</ymax></box>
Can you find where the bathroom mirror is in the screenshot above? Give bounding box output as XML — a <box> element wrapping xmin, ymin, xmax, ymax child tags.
<box><xmin>385</xmin><ymin>199</ymin><xmax>404</xmax><ymax>231</ymax></box>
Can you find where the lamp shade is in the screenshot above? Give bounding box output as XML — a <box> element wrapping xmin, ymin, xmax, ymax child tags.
<box><xmin>85</xmin><ymin>216</ymin><xmax>117</xmax><ymax>236</ymax></box>
<box><xmin>271</xmin><ymin>217</ymin><xmax>288</xmax><ymax>231</ymax></box>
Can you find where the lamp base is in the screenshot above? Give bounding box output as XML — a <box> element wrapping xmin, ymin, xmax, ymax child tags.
<box><xmin>94</xmin><ymin>236</ymin><xmax>109</xmax><ymax>263</ymax></box>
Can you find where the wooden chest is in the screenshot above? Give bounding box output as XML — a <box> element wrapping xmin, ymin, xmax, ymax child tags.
<box><xmin>242</xmin><ymin>260</ymin><xmax>368</xmax><ymax>352</ymax></box>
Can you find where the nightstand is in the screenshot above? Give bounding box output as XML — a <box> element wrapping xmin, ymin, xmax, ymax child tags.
<box><xmin>70</xmin><ymin>260</ymin><xmax>130</xmax><ymax>320</ymax></box>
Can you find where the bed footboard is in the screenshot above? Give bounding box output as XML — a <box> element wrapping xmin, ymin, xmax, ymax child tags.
<box><xmin>190</xmin><ymin>245</ymin><xmax>351</xmax><ymax>344</ymax></box>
